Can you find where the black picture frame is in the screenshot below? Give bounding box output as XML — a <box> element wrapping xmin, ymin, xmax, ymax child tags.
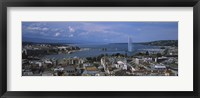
<box><xmin>0</xmin><ymin>0</ymin><xmax>200</xmax><ymax>98</ymax></box>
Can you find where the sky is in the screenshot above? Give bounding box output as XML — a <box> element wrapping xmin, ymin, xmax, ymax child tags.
<box><xmin>22</xmin><ymin>22</ymin><xmax>178</xmax><ymax>43</ymax></box>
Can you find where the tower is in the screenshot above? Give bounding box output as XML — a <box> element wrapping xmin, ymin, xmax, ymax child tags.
<box><xmin>128</xmin><ymin>36</ymin><xmax>132</xmax><ymax>52</ymax></box>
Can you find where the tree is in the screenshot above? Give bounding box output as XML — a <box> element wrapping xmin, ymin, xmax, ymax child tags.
<box><xmin>157</xmin><ymin>53</ymin><xmax>162</xmax><ymax>57</ymax></box>
<box><xmin>145</xmin><ymin>51</ymin><xmax>149</xmax><ymax>56</ymax></box>
<box><xmin>93</xmin><ymin>63</ymin><xmax>100</xmax><ymax>68</ymax></box>
<box><xmin>125</xmin><ymin>53</ymin><xmax>128</xmax><ymax>57</ymax></box>
<box><xmin>116</xmin><ymin>53</ymin><xmax>120</xmax><ymax>56</ymax></box>
<box><xmin>163</xmin><ymin>49</ymin><xmax>169</xmax><ymax>56</ymax></box>
<box><xmin>160</xmin><ymin>47</ymin><xmax>165</xmax><ymax>49</ymax></box>
<box><xmin>104</xmin><ymin>53</ymin><xmax>108</xmax><ymax>57</ymax></box>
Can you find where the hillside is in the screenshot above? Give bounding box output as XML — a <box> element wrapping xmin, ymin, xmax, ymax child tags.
<box><xmin>140</xmin><ymin>40</ymin><xmax>178</xmax><ymax>47</ymax></box>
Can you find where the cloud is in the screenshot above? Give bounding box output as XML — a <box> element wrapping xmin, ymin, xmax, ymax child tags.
<box><xmin>27</xmin><ymin>27</ymin><xmax>41</xmax><ymax>30</ymax></box>
<box><xmin>23</xmin><ymin>22</ymin><xmax>178</xmax><ymax>43</ymax></box>
<box><xmin>42</xmin><ymin>27</ymin><xmax>49</xmax><ymax>31</ymax></box>
<box><xmin>29</xmin><ymin>22</ymin><xmax>47</xmax><ymax>27</ymax></box>
<box><xmin>51</xmin><ymin>28</ymin><xmax>59</xmax><ymax>32</ymax></box>
<box><xmin>68</xmin><ymin>26</ymin><xmax>75</xmax><ymax>33</ymax></box>
<box><xmin>27</xmin><ymin>26</ymin><xmax>49</xmax><ymax>31</ymax></box>
<box><xmin>54</xmin><ymin>32</ymin><xmax>61</xmax><ymax>37</ymax></box>
<box><xmin>69</xmin><ymin>34</ymin><xmax>74</xmax><ymax>37</ymax></box>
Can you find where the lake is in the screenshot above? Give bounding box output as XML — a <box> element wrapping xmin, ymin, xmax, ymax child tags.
<box><xmin>43</xmin><ymin>43</ymin><xmax>160</xmax><ymax>59</ymax></box>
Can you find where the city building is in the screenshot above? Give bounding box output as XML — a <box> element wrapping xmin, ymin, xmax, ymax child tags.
<box><xmin>82</xmin><ymin>66</ymin><xmax>99</xmax><ymax>76</ymax></box>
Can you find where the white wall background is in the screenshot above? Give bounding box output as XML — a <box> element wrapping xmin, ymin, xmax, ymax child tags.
<box><xmin>7</xmin><ymin>7</ymin><xmax>193</xmax><ymax>91</ymax></box>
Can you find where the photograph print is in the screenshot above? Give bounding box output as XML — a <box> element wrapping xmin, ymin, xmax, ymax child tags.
<box><xmin>22</xmin><ymin>22</ymin><xmax>178</xmax><ymax>76</ymax></box>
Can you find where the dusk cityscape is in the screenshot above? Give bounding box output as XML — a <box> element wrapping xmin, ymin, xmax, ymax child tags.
<box><xmin>22</xmin><ymin>22</ymin><xmax>178</xmax><ymax>76</ymax></box>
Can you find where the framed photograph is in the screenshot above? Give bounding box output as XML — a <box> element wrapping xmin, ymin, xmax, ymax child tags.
<box><xmin>0</xmin><ymin>0</ymin><xmax>199</xmax><ymax>98</ymax></box>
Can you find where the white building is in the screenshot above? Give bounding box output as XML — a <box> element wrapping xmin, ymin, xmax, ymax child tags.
<box><xmin>117</xmin><ymin>61</ymin><xmax>127</xmax><ymax>70</ymax></box>
<box><xmin>152</xmin><ymin>65</ymin><xmax>166</xmax><ymax>70</ymax></box>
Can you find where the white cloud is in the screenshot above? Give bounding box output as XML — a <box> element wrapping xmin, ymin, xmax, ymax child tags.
<box><xmin>51</xmin><ymin>28</ymin><xmax>59</xmax><ymax>32</ymax></box>
<box><xmin>42</xmin><ymin>27</ymin><xmax>49</xmax><ymax>31</ymax></box>
<box><xmin>69</xmin><ymin>34</ymin><xmax>74</xmax><ymax>37</ymax></box>
<box><xmin>27</xmin><ymin>26</ymin><xmax>49</xmax><ymax>31</ymax></box>
<box><xmin>29</xmin><ymin>23</ymin><xmax>47</xmax><ymax>27</ymax></box>
<box><xmin>27</xmin><ymin>27</ymin><xmax>40</xmax><ymax>30</ymax></box>
<box><xmin>54</xmin><ymin>32</ymin><xmax>61</xmax><ymax>37</ymax></box>
<box><xmin>68</xmin><ymin>26</ymin><xmax>75</xmax><ymax>33</ymax></box>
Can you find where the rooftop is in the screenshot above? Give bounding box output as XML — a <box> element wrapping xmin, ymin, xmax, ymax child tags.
<box><xmin>85</xmin><ymin>66</ymin><xmax>98</xmax><ymax>71</ymax></box>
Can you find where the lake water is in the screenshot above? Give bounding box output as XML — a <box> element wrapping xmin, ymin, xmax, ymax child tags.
<box><xmin>44</xmin><ymin>43</ymin><xmax>160</xmax><ymax>59</ymax></box>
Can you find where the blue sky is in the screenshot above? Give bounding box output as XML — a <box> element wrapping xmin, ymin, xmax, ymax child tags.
<box><xmin>22</xmin><ymin>22</ymin><xmax>178</xmax><ymax>43</ymax></box>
